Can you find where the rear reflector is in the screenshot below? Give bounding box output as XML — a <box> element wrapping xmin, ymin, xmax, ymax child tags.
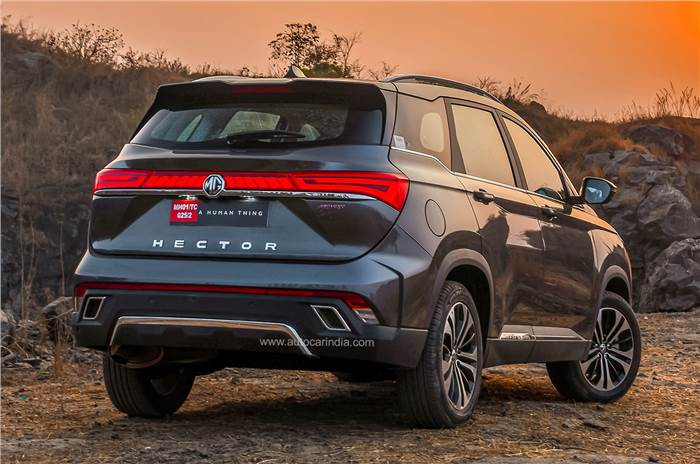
<box><xmin>94</xmin><ymin>169</ymin><xmax>409</xmax><ymax>210</ymax></box>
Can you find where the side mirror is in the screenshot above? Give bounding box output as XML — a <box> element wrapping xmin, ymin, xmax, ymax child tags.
<box><xmin>577</xmin><ymin>177</ymin><xmax>616</xmax><ymax>205</ymax></box>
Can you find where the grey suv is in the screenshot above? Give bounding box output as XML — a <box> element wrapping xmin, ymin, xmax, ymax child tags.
<box><xmin>73</xmin><ymin>73</ymin><xmax>641</xmax><ymax>427</ymax></box>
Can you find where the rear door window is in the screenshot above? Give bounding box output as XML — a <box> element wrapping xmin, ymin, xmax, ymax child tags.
<box><xmin>504</xmin><ymin>118</ymin><xmax>566</xmax><ymax>201</ymax></box>
<box><xmin>451</xmin><ymin>104</ymin><xmax>516</xmax><ymax>187</ymax></box>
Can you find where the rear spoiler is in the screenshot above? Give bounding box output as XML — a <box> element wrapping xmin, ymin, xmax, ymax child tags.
<box><xmin>131</xmin><ymin>79</ymin><xmax>396</xmax><ymax>140</ymax></box>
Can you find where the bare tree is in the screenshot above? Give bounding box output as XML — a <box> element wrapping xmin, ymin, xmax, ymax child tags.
<box><xmin>47</xmin><ymin>22</ymin><xmax>124</xmax><ymax>65</ymax></box>
<box><xmin>332</xmin><ymin>32</ymin><xmax>364</xmax><ymax>78</ymax></box>
<box><xmin>268</xmin><ymin>23</ymin><xmax>321</xmax><ymax>68</ymax></box>
<box><xmin>367</xmin><ymin>62</ymin><xmax>398</xmax><ymax>80</ymax></box>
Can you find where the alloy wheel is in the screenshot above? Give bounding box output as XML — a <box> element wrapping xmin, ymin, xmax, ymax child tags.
<box><xmin>580</xmin><ymin>307</ymin><xmax>635</xmax><ymax>391</ymax></box>
<box><xmin>442</xmin><ymin>302</ymin><xmax>479</xmax><ymax>410</ymax></box>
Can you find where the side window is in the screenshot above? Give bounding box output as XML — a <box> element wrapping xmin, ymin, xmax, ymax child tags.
<box><xmin>451</xmin><ymin>104</ymin><xmax>516</xmax><ymax>187</ymax></box>
<box><xmin>504</xmin><ymin>119</ymin><xmax>566</xmax><ymax>201</ymax></box>
<box><xmin>393</xmin><ymin>95</ymin><xmax>451</xmax><ymax>168</ymax></box>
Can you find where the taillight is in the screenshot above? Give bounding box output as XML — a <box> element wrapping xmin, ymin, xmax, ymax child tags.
<box><xmin>223</xmin><ymin>173</ymin><xmax>295</xmax><ymax>190</ymax></box>
<box><xmin>94</xmin><ymin>169</ymin><xmax>150</xmax><ymax>192</ymax></box>
<box><xmin>291</xmin><ymin>172</ymin><xmax>408</xmax><ymax>211</ymax></box>
<box><xmin>142</xmin><ymin>173</ymin><xmax>209</xmax><ymax>189</ymax></box>
<box><xmin>93</xmin><ymin>169</ymin><xmax>409</xmax><ymax>210</ymax></box>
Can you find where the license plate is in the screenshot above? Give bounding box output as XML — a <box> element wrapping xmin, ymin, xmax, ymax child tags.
<box><xmin>170</xmin><ymin>199</ymin><xmax>269</xmax><ymax>227</ymax></box>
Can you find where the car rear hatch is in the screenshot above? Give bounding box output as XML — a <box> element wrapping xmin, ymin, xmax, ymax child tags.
<box><xmin>89</xmin><ymin>79</ymin><xmax>405</xmax><ymax>261</ymax></box>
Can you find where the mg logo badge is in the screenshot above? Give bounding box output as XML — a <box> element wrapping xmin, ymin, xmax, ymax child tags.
<box><xmin>202</xmin><ymin>174</ymin><xmax>225</xmax><ymax>198</ymax></box>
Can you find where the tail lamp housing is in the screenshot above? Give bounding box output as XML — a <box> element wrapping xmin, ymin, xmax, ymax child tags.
<box><xmin>93</xmin><ymin>169</ymin><xmax>409</xmax><ymax>211</ymax></box>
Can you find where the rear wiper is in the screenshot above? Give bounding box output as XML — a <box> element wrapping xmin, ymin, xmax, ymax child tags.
<box><xmin>226</xmin><ymin>130</ymin><xmax>307</xmax><ymax>145</ymax></box>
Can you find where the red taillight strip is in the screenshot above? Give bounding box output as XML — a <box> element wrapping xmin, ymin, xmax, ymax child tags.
<box><xmin>94</xmin><ymin>169</ymin><xmax>151</xmax><ymax>191</ymax></box>
<box><xmin>230</xmin><ymin>85</ymin><xmax>292</xmax><ymax>94</ymax></box>
<box><xmin>93</xmin><ymin>169</ymin><xmax>409</xmax><ymax>210</ymax></box>
<box><xmin>143</xmin><ymin>173</ymin><xmax>209</xmax><ymax>189</ymax></box>
<box><xmin>74</xmin><ymin>282</ymin><xmax>371</xmax><ymax>310</ymax></box>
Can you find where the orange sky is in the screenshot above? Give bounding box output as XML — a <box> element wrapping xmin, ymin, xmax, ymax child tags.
<box><xmin>4</xmin><ymin>1</ymin><xmax>699</xmax><ymax>117</ymax></box>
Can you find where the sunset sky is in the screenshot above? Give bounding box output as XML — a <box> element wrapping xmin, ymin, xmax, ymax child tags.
<box><xmin>5</xmin><ymin>1</ymin><xmax>699</xmax><ymax>117</ymax></box>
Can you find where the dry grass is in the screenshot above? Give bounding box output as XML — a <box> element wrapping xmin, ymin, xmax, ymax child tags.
<box><xmin>619</xmin><ymin>83</ymin><xmax>700</xmax><ymax>121</ymax></box>
<box><xmin>2</xmin><ymin>17</ymin><xmax>699</xmax><ymax>318</ymax></box>
<box><xmin>2</xmin><ymin>311</ymin><xmax>699</xmax><ymax>463</ymax></box>
<box><xmin>2</xmin><ymin>19</ymin><xmax>188</xmax><ymax>315</ymax></box>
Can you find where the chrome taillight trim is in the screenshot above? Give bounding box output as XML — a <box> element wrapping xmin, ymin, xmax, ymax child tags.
<box><xmin>93</xmin><ymin>188</ymin><xmax>374</xmax><ymax>202</ymax></box>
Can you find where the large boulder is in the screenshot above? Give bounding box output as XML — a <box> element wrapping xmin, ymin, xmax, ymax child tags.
<box><xmin>625</xmin><ymin>124</ymin><xmax>696</xmax><ymax>157</ymax></box>
<box><xmin>18</xmin><ymin>51</ymin><xmax>57</xmax><ymax>72</ymax></box>
<box><xmin>639</xmin><ymin>239</ymin><xmax>700</xmax><ymax>312</ymax></box>
<box><xmin>581</xmin><ymin>149</ymin><xmax>700</xmax><ymax>311</ymax></box>
<box><xmin>637</xmin><ymin>184</ymin><xmax>700</xmax><ymax>241</ymax></box>
<box><xmin>41</xmin><ymin>297</ymin><xmax>74</xmax><ymax>343</ymax></box>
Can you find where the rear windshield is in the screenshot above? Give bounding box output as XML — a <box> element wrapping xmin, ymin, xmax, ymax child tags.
<box><xmin>132</xmin><ymin>85</ymin><xmax>385</xmax><ymax>149</ymax></box>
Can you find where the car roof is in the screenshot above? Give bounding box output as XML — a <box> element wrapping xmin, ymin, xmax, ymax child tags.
<box><xmin>191</xmin><ymin>75</ymin><xmax>397</xmax><ymax>91</ymax></box>
<box><xmin>189</xmin><ymin>74</ymin><xmax>526</xmax><ymax>126</ymax></box>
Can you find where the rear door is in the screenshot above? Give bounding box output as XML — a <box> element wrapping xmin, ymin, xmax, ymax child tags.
<box><xmin>446</xmin><ymin>100</ymin><xmax>545</xmax><ymax>338</ymax></box>
<box><xmin>502</xmin><ymin>116</ymin><xmax>597</xmax><ymax>331</ymax></box>
<box><xmin>90</xmin><ymin>80</ymin><xmax>407</xmax><ymax>262</ymax></box>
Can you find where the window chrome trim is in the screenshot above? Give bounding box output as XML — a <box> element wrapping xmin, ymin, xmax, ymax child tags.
<box><xmin>94</xmin><ymin>189</ymin><xmax>374</xmax><ymax>202</ymax></box>
<box><xmin>392</xmin><ymin>146</ymin><xmax>527</xmax><ymax>193</ymax></box>
<box><xmin>109</xmin><ymin>316</ymin><xmax>314</xmax><ymax>357</ymax></box>
<box><xmin>391</xmin><ymin>146</ymin><xmax>452</xmax><ymax>172</ymax></box>
<box><xmin>391</xmin><ymin>145</ymin><xmax>585</xmax><ymax>210</ymax></box>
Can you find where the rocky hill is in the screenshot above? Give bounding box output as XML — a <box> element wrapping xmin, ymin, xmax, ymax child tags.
<box><xmin>1</xmin><ymin>25</ymin><xmax>699</xmax><ymax>324</ymax></box>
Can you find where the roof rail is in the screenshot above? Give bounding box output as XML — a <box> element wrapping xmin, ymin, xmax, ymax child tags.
<box><xmin>383</xmin><ymin>74</ymin><xmax>502</xmax><ymax>104</ymax></box>
<box><xmin>193</xmin><ymin>75</ymin><xmax>251</xmax><ymax>82</ymax></box>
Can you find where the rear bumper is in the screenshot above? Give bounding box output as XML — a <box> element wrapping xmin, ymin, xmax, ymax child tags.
<box><xmin>72</xmin><ymin>286</ymin><xmax>426</xmax><ymax>367</ymax></box>
<box><xmin>72</xmin><ymin>227</ymin><xmax>432</xmax><ymax>368</ymax></box>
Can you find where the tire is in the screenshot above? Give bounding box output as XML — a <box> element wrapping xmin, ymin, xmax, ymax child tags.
<box><xmin>398</xmin><ymin>280</ymin><xmax>483</xmax><ymax>428</ymax></box>
<box><xmin>547</xmin><ymin>291</ymin><xmax>641</xmax><ymax>402</ymax></box>
<box><xmin>102</xmin><ymin>354</ymin><xmax>195</xmax><ymax>418</ymax></box>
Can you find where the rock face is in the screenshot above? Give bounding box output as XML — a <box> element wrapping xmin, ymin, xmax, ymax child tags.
<box><xmin>626</xmin><ymin>124</ymin><xmax>696</xmax><ymax>157</ymax></box>
<box><xmin>581</xmin><ymin>124</ymin><xmax>700</xmax><ymax>312</ymax></box>
<box><xmin>639</xmin><ymin>239</ymin><xmax>700</xmax><ymax>312</ymax></box>
<box><xmin>1</xmin><ymin>193</ymin><xmax>89</xmax><ymax>319</ymax></box>
<box><xmin>1</xmin><ymin>195</ymin><xmax>21</xmax><ymax>315</ymax></box>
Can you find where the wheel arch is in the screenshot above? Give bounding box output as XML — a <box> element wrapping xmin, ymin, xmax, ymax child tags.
<box><xmin>431</xmin><ymin>249</ymin><xmax>494</xmax><ymax>346</ymax></box>
<box><xmin>599</xmin><ymin>264</ymin><xmax>632</xmax><ymax>306</ymax></box>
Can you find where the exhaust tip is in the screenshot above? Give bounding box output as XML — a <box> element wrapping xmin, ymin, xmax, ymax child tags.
<box><xmin>311</xmin><ymin>305</ymin><xmax>351</xmax><ymax>332</ymax></box>
<box><xmin>81</xmin><ymin>296</ymin><xmax>106</xmax><ymax>320</ymax></box>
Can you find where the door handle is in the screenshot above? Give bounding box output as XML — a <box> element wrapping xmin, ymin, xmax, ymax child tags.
<box><xmin>473</xmin><ymin>189</ymin><xmax>496</xmax><ymax>204</ymax></box>
<box><xmin>541</xmin><ymin>206</ymin><xmax>558</xmax><ymax>219</ymax></box>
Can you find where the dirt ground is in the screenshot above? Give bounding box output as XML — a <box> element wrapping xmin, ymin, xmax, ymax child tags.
<box><xmin>2</xmin><ymin>310</ymin><xmax>699</xmax><ymax>464</ymax></box>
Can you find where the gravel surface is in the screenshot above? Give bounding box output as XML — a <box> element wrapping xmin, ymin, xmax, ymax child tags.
<box><xmin>2</xmin><ymin>311</ymin><xmax>699</xmax><ymax>463</ymax></box>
